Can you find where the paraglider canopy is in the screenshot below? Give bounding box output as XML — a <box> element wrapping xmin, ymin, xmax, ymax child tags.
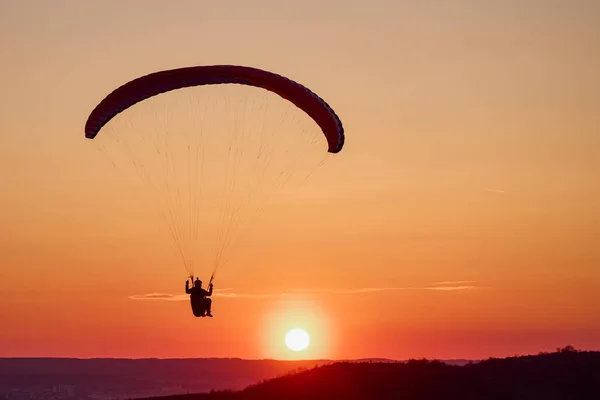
<box><xmin>85</xmin><ymin>65</ymin><xmax>344</xmax><ymax>153</ymax></box>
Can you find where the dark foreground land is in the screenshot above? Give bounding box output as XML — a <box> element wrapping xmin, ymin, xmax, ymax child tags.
<box><xmin>144</xmin><ymin>347</ymin><xmax>600</xmax><ymax>400</ymax></box>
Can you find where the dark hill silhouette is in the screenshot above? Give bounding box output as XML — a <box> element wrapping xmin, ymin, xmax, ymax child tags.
<box><xmin>143</xmin><ymin>347</ymin><xmax>600</xmax><ymax>400</ymax></box>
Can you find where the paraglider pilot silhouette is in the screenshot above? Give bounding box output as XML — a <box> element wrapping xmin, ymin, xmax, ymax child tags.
<box><xmin>186</xmin><ymin>277</ymin><xmax>213</xmax><ymax>317</ymax></box>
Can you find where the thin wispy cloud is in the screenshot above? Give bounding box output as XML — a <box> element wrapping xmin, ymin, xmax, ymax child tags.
<box><xmin>289</xmin><ymin>287</ymin><xmax>409</xmax><ymax>295</ymax></box>
<box><xmin>426</xmin><ymin>280</ymin><xmax>478</xmax><ymax>291</ymax></box>
<box><xmin>129</xmin><ymin>293</ymin><xmax>189</xmax><ymax>301</ymax></box>
<box><xmin>129</xmin><ymin>289</ymin><xmax>285</xmax><ymax>301</ymax></box>
<box><xmin>485</xmin><ymin>188</ymin><xmax>506</xmax><ymax>193</ymax></box>
<box><xmin>433</xmin><ymin>280</ymin><xmax>476</xmax><ymax>285</ymax></box>
<box><xmin>292</xmin><ymin>283</ymin><xmax>479</xmax><ymax>294</ymax></box>
<box><xmin>211</xmin><ymin>291</ymin><xmax>285</xmax><ymax>299</ymax></box>
<box><xmin>129</xmin><ymin>281</ymin><xmax>481</xmax><ymax>301</ymax></box>
<box><xmin>424</xmin><ymin>285</ymin><xmax>476</xmax><ymax>291</ymax></box>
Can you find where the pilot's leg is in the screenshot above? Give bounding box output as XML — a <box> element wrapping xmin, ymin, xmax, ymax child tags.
<box><xmin>191</xmin><ymin>298</ymin><xmax>205</xmax><ymax>317</ymax></box>
<box><xmin>205</xmin><ymin>298</ymin><xmax>213</xmax><ymax>317</ymax></box>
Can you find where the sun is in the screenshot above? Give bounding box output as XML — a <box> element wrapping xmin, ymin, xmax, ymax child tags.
<box><xmin>285</xmin><ymin>328</ymin><xmax>310</xmax><ymax>352</ymax></box>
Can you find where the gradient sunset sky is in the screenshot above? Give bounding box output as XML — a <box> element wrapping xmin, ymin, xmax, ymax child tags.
<box><xmin>1</xmin><ymin>0</ymin><xmax>599</xmax><ymax>360</ymax></box>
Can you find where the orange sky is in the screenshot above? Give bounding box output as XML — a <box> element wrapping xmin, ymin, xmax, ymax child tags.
<box><xmin>1</xmin><ymin>0</ymin><xmax>599</xmax><ymax>360</ymax></box>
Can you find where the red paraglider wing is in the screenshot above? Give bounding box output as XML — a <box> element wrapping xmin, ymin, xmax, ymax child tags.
<box><xmin>85</xmin><ymin>65</ymin><xmax>344</xmax><ymax>153</ymax></box>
